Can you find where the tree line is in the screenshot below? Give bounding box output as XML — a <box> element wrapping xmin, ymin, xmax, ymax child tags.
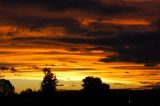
<box><xmin>0</xmin><ymin>68</ymin><xmax>110</xmax><ymax>96</ymax></box>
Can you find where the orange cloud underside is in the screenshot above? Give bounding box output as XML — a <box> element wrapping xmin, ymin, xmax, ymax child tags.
<box><xmin>102</xmin><ymin>19</ymin><xmax>150</xmax><ymax>25</ymax></box>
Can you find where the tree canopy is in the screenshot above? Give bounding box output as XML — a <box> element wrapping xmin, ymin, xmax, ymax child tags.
<box><xmin>82</xmin><ymin>76</ymin><xmax>110</xmax><ymax>94</ymax></box>
<box><xmin>41</xmin><ymin>68</ymin><xmax>58</xmax><ymax>95</ymax></box>
<box><xmin>0</xmin><ymin>79</ymin><xmax>15</xmax><ymax>96</ymax></box>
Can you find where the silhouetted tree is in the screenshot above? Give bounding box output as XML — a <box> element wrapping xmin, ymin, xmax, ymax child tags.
<box><xmin>41</xmin><ymin>68</ymin><xmax>58</xmax><ymax>95</ymax></box>
<box><xmin>82</xmin><ymin>76</ymin><xmax>110</xmax><ymax>95</ymax></box>
<box><xmin>0</xmin><ymin>79</ymin><xmax>15</xmax><ymax>96</ymax></box>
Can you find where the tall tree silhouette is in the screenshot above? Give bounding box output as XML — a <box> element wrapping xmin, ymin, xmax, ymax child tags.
<box><xmin>41</xmin><ymin>68</ymin><xmax>58</xmax><ymax>95</ymax></box>
<box><xmin>82</xmin><ymin>76</ymin><xmax>110</xmax><ymax>95</ymax></box>
<box><xmin>0</xmin><ymin>79</ymin><xmax>15</xmax><ymax>96</ymax></box>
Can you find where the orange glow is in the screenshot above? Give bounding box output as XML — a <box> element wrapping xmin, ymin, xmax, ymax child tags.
<box><xmin>0</xmin><ymin>26</ymin><xmax>14</xmax><ymax>31</ymax></box>
<box><xmin>79</xmin><ymin>18</ymin><xmax>97</xmax><ymax>26</ymax></box>
<box><xmin>101</xmin><ymin>19</ymin><xmax>150</xmax><ymax>25</ymax></box>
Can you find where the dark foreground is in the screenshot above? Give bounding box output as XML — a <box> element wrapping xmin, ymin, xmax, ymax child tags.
<box><xmin>1</xmin><ymin>90</ymin><xmax>160</xmax><ymax>106</ymax></box>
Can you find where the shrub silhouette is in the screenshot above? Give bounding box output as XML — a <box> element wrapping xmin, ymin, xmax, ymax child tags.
<box><xmin>82</xmin><ymin>76</ymin><xmax>110</xmax><ymax>95</ymax></box>
<box><xmin>0</xmin><ymin>79</ymin><xmax>15</xmax><ymax>96</ymax></box>
<box><xmin>41</xmin><ymin>68</ymin><xmax>58</xmax><ymax>95</ymax></box>
<box><xmin>21</xmin><ymin>88</ymin><xmax>33</xmax><ymax>95</ymax></box>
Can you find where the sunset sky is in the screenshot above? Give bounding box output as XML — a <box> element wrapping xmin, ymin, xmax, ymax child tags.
<box><xmin>0</xmin><ymin>0</ymin><xmax>160</xmax><ymax>93</ymax></box>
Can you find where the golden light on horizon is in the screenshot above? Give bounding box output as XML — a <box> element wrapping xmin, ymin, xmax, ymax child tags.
<box><xmin>1</xmin><ymin>64</ymin><xmax>160</xmax><ymax>93</ymax></box>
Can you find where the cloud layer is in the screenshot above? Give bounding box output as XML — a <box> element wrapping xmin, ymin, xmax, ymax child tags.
<box><xmin>0</xmin><ymin>0</ymin><xmax>160</xmax><ymax>67</ymax></box>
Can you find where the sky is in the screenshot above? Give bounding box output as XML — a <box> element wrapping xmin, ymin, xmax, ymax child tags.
<box><xmin>0</xmin><ymin>0</ymin><xmax>160</xmax><ymax>93</ymax></box>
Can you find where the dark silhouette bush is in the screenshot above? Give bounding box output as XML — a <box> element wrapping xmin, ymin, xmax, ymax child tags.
<box><xmin>21</xmin><ymin>88</ymin><xmax>33</xmax><ymax>95</ymax></box>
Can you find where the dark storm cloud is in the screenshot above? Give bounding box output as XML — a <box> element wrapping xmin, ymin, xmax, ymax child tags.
<box><xmin>53</xmin><ymin>28</ymin><xmax>160</xmax><ymax>67</ymax></box>
<box><xmin>99</xmin><ymin>30</ymin><xmax>160</xmax><ymax>67</ymax></box>
<box><xmin>0</xmin><ymin>11</ymin><xmax>85</xmax><ymax>33</ymax></box>
<box><xmin>0</xmin><ymin>10</ymin><xmax>92</xmax><ymax>36</ymax></box>
<box><xmin>0</xmin><ymin>0</ymin><xmax>137</xmax><ymax>15</ymax></box>
<box><xmin>85</xmin><ymin>30</ymin><xmax>114</xmax><ymax>37</ymax></box>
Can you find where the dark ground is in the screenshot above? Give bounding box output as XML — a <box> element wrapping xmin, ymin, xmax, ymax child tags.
<box><xmin>1</xmin><ymin>90</ymin><xmax>160</xmax><ymax>106</ymax></box>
